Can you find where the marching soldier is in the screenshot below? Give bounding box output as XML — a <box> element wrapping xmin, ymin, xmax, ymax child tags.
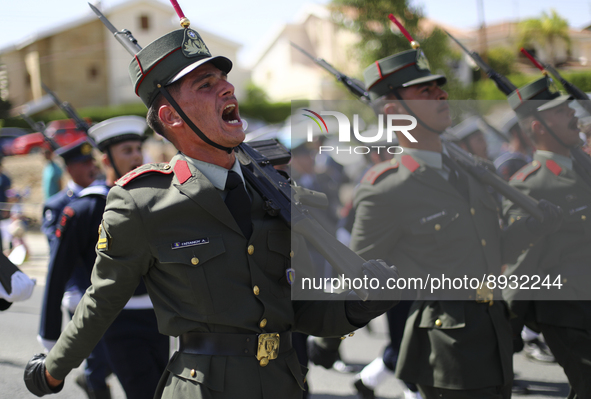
<box><xmin>503</xmin><ymin>76</ymin><xmax>591</xmax><ymax>399</ymax></box>
<box><xmin>41</xmin><ymin>138</ymin><xmax>97</xmax><ymax>243</ymax></box>
<box><xmin>24</xmin><ymin>18</ymin><xmax>399</xmax><ymax>399</ymax></box>
<box><xmin>349</xmin><ymin>49</ymin><xmax>562</xmax><ymax>399</ymax></box>
<box><xmin>444</xmin><ymin>115</ymin><xmax>489</xmax><ymax>160</ymax></box>
<box><xmin>39</xmin><ymin>116</ymin><xmax>169</xmax><ymax>399</ymax></box>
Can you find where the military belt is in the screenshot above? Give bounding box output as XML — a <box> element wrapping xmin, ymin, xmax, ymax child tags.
<box><xmin>179</xmin><ymin>331</ymin><xmax>292</xmax><ymax>358</ymax></box>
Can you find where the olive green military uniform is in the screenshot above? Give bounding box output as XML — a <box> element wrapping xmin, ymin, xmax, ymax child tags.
<box><xmin>44</xmin><ymin>153</ymin><xmax>357</xmax><ymax>399</ymax></box>
<box><xmin>504</xmin><ymin>151</ymin><xmax>591</xmax><ymax>398</ymax></box>
<box><xmin>350</xmin><ymin>150</ymin><xmax>516</xmax><ymax>396</ymax></box>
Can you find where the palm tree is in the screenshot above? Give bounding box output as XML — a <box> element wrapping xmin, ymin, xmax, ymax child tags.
<box><xmin>518</xmin><ymin>9</ymin><xmax>570</xmax><ymax>66</ymax></box>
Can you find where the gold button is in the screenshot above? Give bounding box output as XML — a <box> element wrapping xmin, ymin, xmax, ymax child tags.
<box><xmin>563</xmin><ymin>278</ymin><xmax>568</xmax><ymax>283</ymax></box>
<box><xmin>191</xmin><ymin>257</ymin><xmax>199</xmax><ymax>265</ymax></box>
<box><xmin>582</xmin><ymin>215</ymin><xmax>587</xmax><ymax>221</ymax></box>
<box><xmin>481</xmin><ymin>239</ymin><xmax>486</xmax><ymax>247</ymax></box>
<box><xmin>163</xmin><ymin>164</ymin><xmax>171</xmax><ymax>170</ymax></box>
<box><xmin>253</xmin><ymin>285</ymin><xmax>260</xmax><ymax>296</ymax></box>
<box><xmin>435</xmin><ymin>319</ymin><xmax>442</xmax><ymax>327</ymax></box>
<box><xmin>290</xmin><ymin>251</ymin><xmax>294</xmax><ymax>258</ymax></box>
<box><xmin>434</xmin><ymin>224</ymin><xmax>441</xmax><ymax>231</ymax></box>
<box><xmin>248</xmin><ymin>245</ymin><xmax>255</xmax><ymax>255</ymax></box>
<box><xmin>259</xmin><ymin>318</ymin><xmax>267</xmax><ymax>328</ymax></box>
<box><xmin>190</xmin><ymin>369</ymin><xmax>196</xmax><ymax>377</ymax></box>
<box><xmin>259</xmin><ymin>358</ymin><xmax>269</xmax><ymax>367</ymax></box>
<box><xmin>349</xmin><ymin>333</ymin><xmax>355</xmax><ymax>337</ymax></box>
<box><xmin>516</xmin><ymin>216</ymin><xmax>522</xmax><ymax>220</ymax></box>
<box><xmin>522</xmin><ymin>249</ymin><xmax>526</xmax><ymax>254</ymax></box>
<box><xmin>470</xmin><ymin>208</ymin><xmax>476</xmax><ymax>216</ymax></box>
<box><xmin>340</xmin><ymin>336</ymin><xmax>345</xmax><ymax>340</ymax></box>
<box><xmin>529</xmin><ymin>243</ymin><xmax>534</xmax><ymax>247</ymax></box>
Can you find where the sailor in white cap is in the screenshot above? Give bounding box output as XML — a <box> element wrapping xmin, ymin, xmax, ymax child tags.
<box><xmin>39</xmin><ymin>116</ymin><xmax>169</xmax><ymax>399</ymax></box>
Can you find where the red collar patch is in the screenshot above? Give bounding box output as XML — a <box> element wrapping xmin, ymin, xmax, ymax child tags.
<box><xmin>174</xmin><ymin>160</ymin><xmax>192</xmax><ymax>184</ymax></box>
<box><xmin>545</xmin><ymin>159</ymin><xmax>562</xmax><ymax>176</ymax></box>
<box><xmin>401</xmin><ymin>155</ymin><xmax>420</xmax><ymax>173</ymax></box>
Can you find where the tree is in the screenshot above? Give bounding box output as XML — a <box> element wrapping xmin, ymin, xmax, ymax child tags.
<box><xmin>329</xmin><ymin>0</ymin><xmax>473</xmax><ymax>100</ymax></box>
<box><xmin>518</xmin><ymin>9</ymin><xmax>570</xmax><ymax>67</ymax></box>
<box><xmin>486</xmin><ymin>47</ymin><xmax>517</xmax><ymax>76</ymax></box>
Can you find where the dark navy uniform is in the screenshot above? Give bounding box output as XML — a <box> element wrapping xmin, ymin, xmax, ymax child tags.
<box><xmin>41</xmin><ymin>182</ymin><xmax>83</xmax><ymax>244</ymax></box>
<box><xmin>40</xmin><ymin>183</ymin><xmax>169</xmax><ymax>399</ymax></box>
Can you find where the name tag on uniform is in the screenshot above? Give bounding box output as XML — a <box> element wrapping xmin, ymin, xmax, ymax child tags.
<box><xmin>420</xmin><ymin>210</ymin><xmax>446</xmax><ymax>224</ymax></box>
<box><xmin>569</xmin><ymin>205</ymin><xmax>588</xmax><ymax>215</ymax></box>
<box><xmin>172</xmin><ymin>238</ymin><xmax>209</xmax><ymax>249</ymax></box>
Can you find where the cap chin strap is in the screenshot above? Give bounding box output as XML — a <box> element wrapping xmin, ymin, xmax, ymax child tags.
<box><xmin>532</xmin><ymin>112</ymin><xmax>571</xmax><ymax>150</ymax></box>
<box><xmin>105</xmin><ymin>148</ymin><xmax>123</xmax><ymax>180</ymax></box>
<box><xmin>391</xmin><ymin>90</ymin><xmax>446</xmax><ymax>135</ymax></box>
<box><xmin>157</xmin><ymin>84</ymin><xmax>234</xmax><ymax>154</ymax></box>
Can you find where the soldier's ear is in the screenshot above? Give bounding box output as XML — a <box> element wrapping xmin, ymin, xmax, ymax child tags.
<box><xmin>158</xmin><ymin>104</ymin><xmax>183</xmax><ymax>129</ymax></box>
<box><xmin>383</xmin><ymin>101</ymin><xmax>401</xmax><ymax>115</ymax></box>
<box><xmin>531</xmin><ymin>119</ymin><xmax>544</xmax><ymax>136</ymax></box>
<box><xmin>101</xmin><ymin>153</ymin><xmax>111</xmax><ymax>168</ymax></box>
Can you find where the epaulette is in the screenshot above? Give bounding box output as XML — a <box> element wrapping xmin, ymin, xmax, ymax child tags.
<box><xmin>401</xmin><ymin>155</ymin><xmax>420</xmax><ymax>173</ymax></box>
<box><xmin>79</xmin><ymin>185</ymin><xmax>109</xmax><ymax>198</ymax></box>
<box><xmin>116</xmin><ymin>163</ymin><xmax>173</xmax><ymax>187</ymax></box>
<box><xmin>545</xmin><ymin>159</ymin><xmax>562</xmax><ymax>176</ymax></box>
<box><xmin>361</xmin><ymin>159</ymin><xmax>399</xmax><ymax>185</ymax></box>
<box><xmin>510</xmin><ymin>160</ymin><xmax>542</xmax><ymax>182</ymax></box>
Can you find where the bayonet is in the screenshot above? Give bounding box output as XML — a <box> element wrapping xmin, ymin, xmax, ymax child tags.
<box><xmin>88</xmin><ymin>2</ymin><xmax>142</xmax><ymax>56</ymax></box>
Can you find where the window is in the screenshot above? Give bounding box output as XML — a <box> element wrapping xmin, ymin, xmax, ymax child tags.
<box><xmin>88</xmin><ymin>65</ymin><xmax>99</xmax><ymax>80</ymax></box>
<box><xmin>140</xmin><ymin>15</ymin><xmax>150</xmax><ymax>31</ymax></box>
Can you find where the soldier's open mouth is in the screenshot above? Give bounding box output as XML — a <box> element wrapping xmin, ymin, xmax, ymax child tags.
<box><xmin>222</xmin><ymin>104</ymin><xmax>241</xmax><ymax>125</ymax></box>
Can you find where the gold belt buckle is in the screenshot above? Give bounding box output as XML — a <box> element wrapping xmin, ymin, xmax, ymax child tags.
<box><xmin>256</xmin><ymin>333</ymin><xmax>280</xmax><ymax>367</ymax></box>
<box><xmin>476</xmin><ymin>279</ymin><xmax>494</xmax><ymax>306</ymax></box>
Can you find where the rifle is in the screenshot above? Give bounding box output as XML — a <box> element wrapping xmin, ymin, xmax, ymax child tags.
<box><xmin>89</xmin><ymin>1</ymin><xmax>371</xmax><ymax>300</ymax></box>
<box><xmin>445</xmin><ymin>30</ymin><xmax>517</xmax><ymax>96</ymax></box>
<box><xmin>18</xmin><ymin>114</ymin><xmax>59</xmax><ymax>150</ymax></box>
<box><xmin>293</xmin><ymin>16</ymin><xmax>544</xmax><ymax>221</ymax></box>
<box><xmin>518</xmin><ymin>48</ymin><xmax>591</xmax><ymax>184</ymax></box>
<box><xmin>290</xmin><ymin>42</ymin><xmax>371</xmax><ymax>103</ymax></box>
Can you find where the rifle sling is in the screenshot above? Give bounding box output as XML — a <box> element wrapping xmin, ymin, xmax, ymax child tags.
<box><xmin>157</xmin><ymin>84</ymin><xmax>234</xmax><ymax>154</ymax></box>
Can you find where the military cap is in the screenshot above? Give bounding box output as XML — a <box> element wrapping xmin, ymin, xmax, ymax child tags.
<box><xmin>363</xmin><ymin>49</ymin><xmax>446</xmax><ymax>100</ymax></box>
<box><xmin>508</xmin><ymin>76</ymin><xmax>572</xmax><ymax>117</ymax></box>
<box><xmin>444</xmin><ymin>116</ymin><xmax>483</xmax><ymax>142</ymax></box>
<box><xmin>501</xmin><ymin>114</ymin><xmax>519</xmax><ymax>137</ymax></box>
<box><xmin>129</xmin><ymin>28</ymin><xmax>232</xmax><ymax>107</ymax></box>
<box><xmin>89</xmin><ymin>116</ymin><xmax>146</xmax><ymax>152</ymax></box>
<box><xmin>55</xmin><ymin>138</ymin><xmax>94</xmax><ymax>165</ymax></box>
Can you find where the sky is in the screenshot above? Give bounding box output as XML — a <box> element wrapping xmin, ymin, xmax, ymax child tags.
<box><xmin>0</xmin><ymin>0</ymin><xmax>591</xmax><ymax>67</ymax></box>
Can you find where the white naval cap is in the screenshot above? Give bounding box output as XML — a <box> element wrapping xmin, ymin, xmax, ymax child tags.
<box><xmin>88</xmin><ymin>115</ymin><xmax>147</xmax><ymax>152</ymax></box>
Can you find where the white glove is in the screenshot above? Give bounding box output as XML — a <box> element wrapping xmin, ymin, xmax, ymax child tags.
<box><xmin>0</xmin><ymin>271</ymin><xmax>35</xmax><ymax>302</ymax></box>
<box><xmin>37</xmin><ymin>335</ymin><xmax>57</xmax><ymax>352</ymax></box>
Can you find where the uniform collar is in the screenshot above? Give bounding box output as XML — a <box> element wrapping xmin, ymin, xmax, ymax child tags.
<box><xmin>183</xmin><ymin>155</ymin><xmax>244</xmax><ymax>190</ymax></box>
<box><xmin>535</xmin><ymin>150</ymin><xmax>573</xmax><ymax>171</ymax></box>
<box><xmin>400</xmin><ymin>147</ymin><xmax>443</xmax><ymax>170</ymax></box>
<box><xmin>67</xmin><ymin>180</ymin><xmax>84</xmax><ymax>196</ymax></box>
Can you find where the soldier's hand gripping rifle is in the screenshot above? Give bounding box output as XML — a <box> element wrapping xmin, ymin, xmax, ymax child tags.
<box><xmin>89</xmin><ymin>1</ymin><xmax>372</xmax><ymax>300</ymax></box>
<box><xmin>292</xmin><ymin>14</ymin><xmax>543</xmax><ymax>221</ymax></box>
<box><xmin>519</xmin><ymin>48</ymin><xmax>591</xmax><ymax>182</ymax></box>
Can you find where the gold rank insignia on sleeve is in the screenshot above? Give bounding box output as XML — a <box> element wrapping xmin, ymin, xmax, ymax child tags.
<box><xmin>97</xmin><ymin>221</ymin><xmax>111</xmax><ymax>251</ymax></box>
